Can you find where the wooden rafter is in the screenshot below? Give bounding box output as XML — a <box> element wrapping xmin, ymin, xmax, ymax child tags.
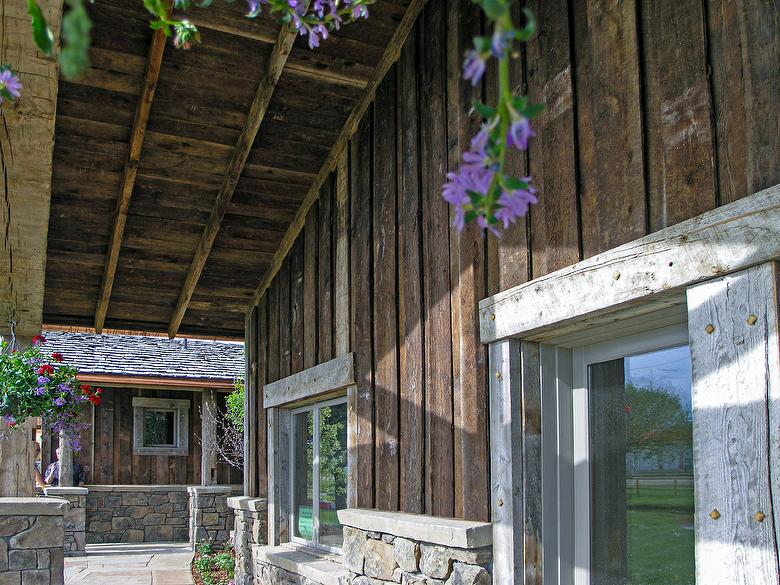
<box><xmin>94</xmin><ymin>26</ymin><xmax>168</xmax><ymax>333</ymax></box>
<box><xmin>246</xmin><ymin>0</ymin><xmax>430</xmax><ymax>312</ymax></box>
<box><xmin>167</xmin><ymin>23</ymin><xmax>299</xmax><ymax>339</ymax></box>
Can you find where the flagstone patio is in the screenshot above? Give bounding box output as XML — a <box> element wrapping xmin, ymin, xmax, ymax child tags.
<box><xmin>64</xmin><ymin>543</ymin><xmax>194</xmax><ymax>585</ymax></box>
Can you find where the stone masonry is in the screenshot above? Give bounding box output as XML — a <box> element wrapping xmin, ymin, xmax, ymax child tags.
<box><xmin>187</xmin><ymin>486</ymin><xmax>237</xmax><ymax>547</ymax></box>
<box><xmin>337</xmin><ymin>510</ymin><xmax>493</xmax><ymax>585</ymax></box>
<box><xmin>227</xmin><ymin>497</ymin><xmax>267</xmax><ymax>585</ymax></box>
<box><xmin>85</xmin><ymin>486</ymin><xmax>189</xmax><ymax>544</ymax></box>
<box><xmin>0</xmin><ymin>497</ymin><xmax>68</xmax><ymax>585</ymax></box>
<box><xmin>43</xmin><ymin>488</ymin><xmax>87</xmax><ymax>557</ymax></box>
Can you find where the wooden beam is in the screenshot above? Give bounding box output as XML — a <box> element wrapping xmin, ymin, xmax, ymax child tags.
<box><xmin>479</xmin><ymin>185</ymin><xmax>780</xmax><ymax>344</ymax></box>
<box><xmin>247</xmin><ymin>0</ymin><xmax>430</xmax><ymax>312</ymax></box>
<box><xmin>94</xmin><ymin>26</ymin><xmax>168</xmax><ymax>333</ymax></box>
<box><xmin>168</xmin><ymin>23</ymin><xmax>299</xmax><ymax>339</ymax></box>
<box><xmin>264</xmin><ymin>352</ymin><xmax>355</xmax><ymax>409</ymax></box>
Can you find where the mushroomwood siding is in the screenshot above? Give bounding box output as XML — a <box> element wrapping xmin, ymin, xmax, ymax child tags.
<box><xmin>248</xmin><ymin>0</ymin><xmax>779</xmax><ymax>520</ymax></box>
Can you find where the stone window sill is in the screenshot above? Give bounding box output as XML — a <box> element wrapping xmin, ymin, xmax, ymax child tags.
<box><xmin>253</xmin><ymin>543</ymin><xmax>347</xmax><ymax>585</ymax></box>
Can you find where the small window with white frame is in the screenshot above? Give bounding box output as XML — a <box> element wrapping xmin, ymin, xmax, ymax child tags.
<box><xmin>290</xmin><ymin>396</ymin><xmax>348</xmax><ymax>552</ymax></box>
<box><xmin>132</xmin><ymin>397</ymin><xmax>190</xmax><ymax>456</ymax></box>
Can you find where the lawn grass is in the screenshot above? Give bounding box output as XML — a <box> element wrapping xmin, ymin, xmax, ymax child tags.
<box><xmin>627</xmin><ymin>485</ymin><xmax>695</xmax><ymax>585</ymax></box>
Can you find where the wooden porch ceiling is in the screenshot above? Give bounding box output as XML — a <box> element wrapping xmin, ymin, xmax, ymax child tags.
<box><xmin>44</xmin><ymin>0</ymin><xmax>414</xmax><ymax>339</ymax></box>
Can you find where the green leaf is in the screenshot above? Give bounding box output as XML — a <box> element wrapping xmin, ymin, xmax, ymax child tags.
<box><xmin>59</xmin><ymin>0</ymin><xmax>92</xmax><ymax>79</ymax></box>
<box><xmin>472</xmin><ymin>100</ymin><xmax>497</xmax><ymax>119</ymax></box>
<box><xmin>28</xmin><ymin>0</ymin><xmax>55</xmax><ymax>56</ymax></box>
<box><xmin>523</xmin><ymin>102</ymin><xmax>545</xmax><ymax>118</ymax></box>
<box><xmin>479</xmin><ymin>0</ymin><xmax>508</xmax><ymax>21</ymax></box>
<box><xmin>514</xmin><ymin>7</ymin><xmax>537</xmax><ymax>42</ymax></box>
<box><xmin>501</xmin><ymin>176</ymin><xmax>530</xmax><ymax>191</ymax></box>
<box><xmin>143</xmin><ymin>0</ymin><xmax>169</xmax><ymax>19</ymax></box>
<box><xmin>472</xmin><ymin>35</ymin><xmax>491</xmax><ymax>54</ymax></box>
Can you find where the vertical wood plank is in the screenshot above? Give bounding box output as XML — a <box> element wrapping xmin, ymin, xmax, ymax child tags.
<box><xmin>372</xmin><ymin>66</ymin><xmax>400</xmax><ymax>512</ymax></box>
<box><xmin>521</xmin><ymin>341</ymin><xmax>543</xmax><ymax>584</ymax></box>
<box><xmin>707</xmin><ymin>0</ymin><xmax>780</xmax><ymax>204</ymax></box>
<box><xmin>420</xmin><ymin>0</ymin><xmax>454</xmax><ymax>518</ymax></box>
<box><xmin>526</xmin><ymin>0</ymin><xmax>581</xmax><ymax>276</ymax></box>
<box><xmin>267</xmin><ymin>407</ymin><xmax>291</xmax><ymax>546</ymax></box>
<box><xmin>278</xmin><ymin>259</ymin><xmax>292</xmax><ymax>379</ymax></box>
<box><xmin>245</xmin><ymin>307</ymin><xmax>258</xmax><ymax>496</ymax></box>
<box><xmin>397</xmin><ymin>22</ymin><xmax>425</xmax><ymax>516</ymax></box>
<box><xmin>573</xmin><ymin>0</ymin><xmax>647</xmax><ymax>256</ymax></box>
<box><xmin>335</xmin><ymin>151</ymin><xmax>351</xmax><ymax>357</ymax></box>
<box><xmin>489</xmin><ymin>339</ymin><xmax>525</xmax><ymax>585</ymax></box>
<box><xmin>303</xmin><ymin>205</ymin><xmax>319</xmax><ymax>370</ymax></box>
<box><xmin>641</xmin><ymin>0</ymin><xmax>717</xmax><ymax>231</ymax></box>
<box><xmin>257</xmin><ymin>297</ymin><xmax>269</xmax><ymax>498</ymax></box>
<box><xmin>96</xmin><ymin>389</ymin><xmax>114</xmax><ymax>483</ymax></box>
<box><xmin>447</xmin><ymin>0</ymin><xmax>489</xmax><ymax>522</ymax></box>
<box><xmin>350</xmin><ymin>114</ymin><xmax>375</xmax><ymax>509</ymax></box>
<box><xmin>290</xmin><ymin>235</ymin><xmax>305</xmax><ymax>375</ymax></box>
<box><xmin>319</xmin><ymin>177</ymin><xmax>335</xmax><ymax>364</ymax></box>
<box><xmin>686</xmin><ymin>262</ymin><xmax>780</xmax><ymax>584</ymax></box>
<box><xmin>267</xmin><ymin>280</ymin><xmax>280</xmax><ymax>384</ymax></box>
<box><xmin>192</xmin><ymin>391</ymin><xmax>202</xmax><ymax>485</ymax></box>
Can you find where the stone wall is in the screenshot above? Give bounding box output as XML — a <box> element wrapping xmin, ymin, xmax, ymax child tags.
<box><xmin>44</xmin><ymin>488</ymin><xmax>87</xmax><ymax>557</ymax></box>
<box><xmin>0</xmin><ymin>497</ymin><xmax>68</xmax><ymax>585</ymax></box>
<box><xmin>227</xmin><ymin>497</ymin><xmax>267</xmax><ymax>585</ymax></box>
<box><xmin>337</xmin><ymin>510</ymin><xmax>492</xmax><ymax>585</ymax></box>
<box><xmin>85</xmin><ymin>485</ymin><xmax>189</xmax><ymax>544</ymax></box>
<box><xmin>188</xmin><ymin>486</ymin><xmax>239</xmax><ymax>547</ymax></box>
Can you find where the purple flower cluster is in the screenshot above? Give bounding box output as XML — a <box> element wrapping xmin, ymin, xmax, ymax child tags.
<box><xmin>245</xmin><ymin>0</ymin><xmax>369</xmax><ymax>49</ymax></box>
<box><xmin>0</xmin><ymin>68</ymin><xmax>22</xmax><ymax>105</ymax></box>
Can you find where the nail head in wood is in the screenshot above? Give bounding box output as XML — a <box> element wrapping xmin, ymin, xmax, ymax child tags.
<box><xmin>495</xmin><ymin>371</ymin><xmax>502</xmax><ymax>379</ymax></box>
<box><xmin>754</xmin><ymin>511</ymin><xmax>766</xmax><ymax>523</ymax></box>
<box><xmin>497</xmin><ymin>498</ymin><xmax>503</xmax><ymax>507</ymax></box>
<box><xmin>613</xmin><ymin>271</ymin><xmax>621</xmax><ymax>280</ymax></box>
<box><xmin>490</xmin><ymin>313</ymin><xmax>496</xmax><ymax>321</ymax></box>
<box><xmin>705</xmin><ymin>324</ymin><xmax>716</xmax><ymax>334</ymax></box>
<box><xmin>747</xmin><ymin>314</ymin><xmax>758</xmax><ymax>326</ymax></box>
<box><xmin>709</xmin><ymin>509</ymin><xmax>721</xmax><ymax>520</ymax></box>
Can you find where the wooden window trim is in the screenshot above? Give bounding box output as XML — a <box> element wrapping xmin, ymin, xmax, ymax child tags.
<box><xmin>132</xmin><ymin>397</ymin><xmax>190</xmax><ymax>456</ymax></box>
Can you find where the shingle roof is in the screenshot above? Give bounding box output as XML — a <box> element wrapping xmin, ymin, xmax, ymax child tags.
<box><xmin>41</xmin><ymin>331</ymin><xmax>244</xmax><ymax>381</ymax></box>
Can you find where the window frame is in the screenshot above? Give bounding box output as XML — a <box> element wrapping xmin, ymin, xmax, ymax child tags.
<box><xmin>288</xmin><ymin>395</ymin><xmax>348</xmax><ymax>554</ymax></box>
<box><xmin>544</xmin><ymin>323</ymin><xmax>691</xmax><ymax>585</ymax></box>
<box><xmin>132</xmin><ymin>396</ymin><xmax>190</xmax><ymax>456</ymax></box>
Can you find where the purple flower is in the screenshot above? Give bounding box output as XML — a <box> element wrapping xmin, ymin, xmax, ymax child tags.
<box><xmin>491</xmin><ymin>30</ymin><xmax>512</xmax><ymax>58</ymax></box>
<box><xmin>463</xmin><ymin>50</ymin><xmax>486</xmax><ymax>86</ymax></box>
<box><xmin>443</xmin><ymin>164</ymin><xmax>495</xmax><ymax>231</ymax></box>
<box><xmin>38</xmin><ymin>376</ymin><xmax>49</xmax><ymax>386</ymax></box>
<box><xmin>58</xmin><ymin>383</ymin><xmax>71</xmax><ymax>394</ymax></box>
<box><xmin>0</xmin><ymin>68</ymin><xmax>22</xmax><ymax>104</ymax></box>
<box><xmin>54</xmin><ymin>397</ymin><xmax>66</xmax><ymax>407</ymax></box>
<box><xmin>352</xmin><ymin>5</ymin><xmax>368</xmax><ymax>19</ymax></box>
<box><xmin>4</xmin><ymin>415</ymin><xmax>15</xmax><ymax>425</ymax></box>
<box><xmin>495</xmin><ymin>180</ymin><xmax>538</xmax><ymax>229</ymax></box>
<box><xmin>245</xmin><ymin>0</ymin><xmax>263</xmax><ymax>17</ymax></box>
<box><xmin>35</xmin><ymin>387</ymin><xmax>47</xmax><ymax>396</ymax></box>
<box><xmin>507</xmin><ymin>116</ymin><xmax>535</xmax><ymax>150</ymax></box>
<box><xmin>477</xmin><ymin>215</ymin><xmax>501</xmax><ymax>237</ymax></box>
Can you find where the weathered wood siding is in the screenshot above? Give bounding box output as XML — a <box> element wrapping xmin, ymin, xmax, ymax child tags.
<box><xmin>248</xmin><ymin>0</ymin><xmax>780</xmax><ymax>520</ymax></box>
<box><xmin>69</xmin><ymin>387</ymin><xmax>240</xmax><ymax>486</ymax></box>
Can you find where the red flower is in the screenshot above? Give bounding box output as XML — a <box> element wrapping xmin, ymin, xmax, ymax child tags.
<box><xmin>95</xmin><ymin>388</ymin><xmax>103</xmax><ymax>396</ymax></box>
<box><xmin>32</xmin><ymin>335</ymin><xmax>46</xmax><ymax>345</ymax></box>
<box><xmin>52</xmin><ymin>352</ymin><xmax>64</xmax><ymax>362</ymax></box>
<box><xmin>89</xmin><ymin>395</ymin><xmax>103</xmax><ymax>406</ymax></box>
<box><xmin>81</xmin><ymin>384</ymin><xmax>92</xmax><ymax>395</ymax></box>
<box><xmin>37</xmin><ymin>364</ymin><xmax>54</xmax><ymax>376</ymax></box>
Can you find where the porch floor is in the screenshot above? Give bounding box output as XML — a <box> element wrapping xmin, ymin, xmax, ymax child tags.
<box><xmin>64</xmin><ymin>543</ymin><xmax>194</xmax><ymax>585</ymax></box>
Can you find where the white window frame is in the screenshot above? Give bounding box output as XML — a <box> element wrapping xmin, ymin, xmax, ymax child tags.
<box><xmin>289</xmin><ymin>395</ymin><xmax>348</xmax><ymax>554</ymax></box>
<box><xmin>562</xmin><ymin>323</ymin><xmax>691</xmax><ymax>585</ymax></box>
<box><xmin>132</xmin><ymin>397</ymin><xmax>190</xmax><ymax>456</ymax></box>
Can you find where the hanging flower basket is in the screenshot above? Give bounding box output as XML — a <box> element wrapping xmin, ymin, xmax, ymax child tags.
<box><xmin>0</xmin><ymin>335</ymin><xmax>101</xmax><ymax>449</ymax></box>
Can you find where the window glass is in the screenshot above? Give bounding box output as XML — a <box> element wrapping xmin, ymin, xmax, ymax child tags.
<box><xmin>292</xmin><ymin>410</ymin><xmax>314</xmax><ymax>541</ymax></box>
<box><xmin>318</xmin><ymin>403</ymin><xmax>348</xmax><ymax>549</ymax></box>
<box><xmin>589</xmin><ymin>345</ymin><xmax>694</xmax><ymax>585</ymax></box>
<box><xmin>143</xmin><ymin>409</ymin><xmax>175</xmax><ymax>446</ymax></box>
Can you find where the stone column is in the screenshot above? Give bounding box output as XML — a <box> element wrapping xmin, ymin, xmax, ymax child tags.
<box><xmin>44</xmin><ymin>487</ymin><xmax>87</xmax><ymax>556</ymax></box>
<box><xmin>0</xmin><ymin>335</ymin><xmax>35</xmax><ymax>498</ymax></box>
<box><xmin>188</xmin><ymin>486</ymin><xmax>233</xmax><ymax>548</ymax></box>
<box><xmin>227</xmin><ymin>497</ymin><xmax>267</xmax><ymax>585</ymax></box>
<box><xmin>57</xmin><ymin>432</ymin><xmax>73</xmax><ymax>488</ymax></box>
<box><xmin>0</xmin><ymin>496</ymin><xmax>69</xmax><ymax>585</ymax></box>
<box><xmin>201</xmin><ymin>389</ymin><xmax>218</xmax><ymax>486</ymax></box>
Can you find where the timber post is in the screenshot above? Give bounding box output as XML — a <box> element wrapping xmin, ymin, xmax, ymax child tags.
<box><xmin>201</xmin><ymin>388</ymin><xmax>218</xmax><ymax>486</ymax></box>
<box><xmin>58</xmin><ymin>431</ymin><xmax>73</xmax><ymax>487</ymax></box>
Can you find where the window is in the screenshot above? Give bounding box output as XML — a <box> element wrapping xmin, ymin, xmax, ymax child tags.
<box><xmin>545</xmin><ymin>324</ymin><xmax>695</xmax><ymax>585</ymax></box>
<box><xmin>132</xmin><ymin>397</ymin><xmax>190</xmax><ymax>456</ymax></box>
<box><xmin>290</xmin><ymin>397</ymin><xmax>348</xmax><ymax>552</ymax></box>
